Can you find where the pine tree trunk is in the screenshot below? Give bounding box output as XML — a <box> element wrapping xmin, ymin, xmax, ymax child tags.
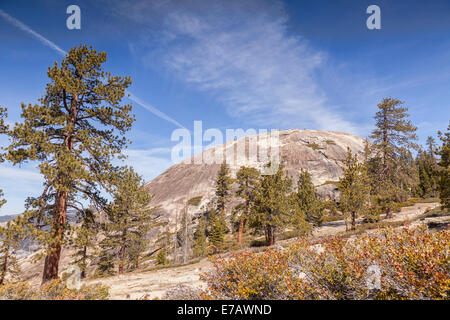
<box><xmin>80</xmin><ymin>245</ymin><xmax>87</xmax><ymax>279</ymax></box>
<box><xmin>173</xmin><ymin>211</ymin><xmax>178</xmax><ymax>264</ymax></box>
<box><xmin>42</xmin><ymin>94</ymin><xmax>77</xmax><ymax>284</ymax></box>
<box><xmin>118</xmin><ymin>245</ymin><xmax>125</xmax><ymax>274</ymax></box>
<box><xmin>351</xmin><ymin>211</ymin><xmax>356</xmax><ymax>230</ymax></box>
<box><xmin>0</xmin><ymin>244</ymin><xmax>9</xmax><ymax>285</ymax></box>
<box><xmin>237</xmin><ymin>219</ymin><xmax>244</xmax><ymax>246</ymax></box>
<box><xmin>42</xmin><ymin>189</ymin><xmax>67</xmax><ymax>284</ymax></box>
<box><xmin>270</xmin><ymin>227</ymin><xmax>275</xmax><ymax>246</ymax></box>
<box><xmin>265</xmin><ymin>225</ymin><xmax>275</xmax><ymax>246</ymax></box>
<box><xmin>118</xmin><ymin>230</ymin><xmax>127</xmax><ymax>274</ymax></box>
<box><xmin>183</xmin><ymin>206</ymin><xmax>189</xmax><ymax>264</ymax></box>
<box><xmin>385</xmin><ymin>207</ymin><xmax>393</xmax><ymax>219</ymax></box>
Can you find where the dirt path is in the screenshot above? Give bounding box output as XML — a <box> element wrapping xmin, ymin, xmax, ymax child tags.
<box><xmin>83</xmin><ymin>201</ymin><xmax>440</xmax><ymax>299</ymax></box>
<box><xmin>312</xmin><ymin>201</ymin><xmax>440</xmax><ymax>238</ymax></box>
<box><xmin>86</xmin><ymin>258</ymin><xmax>212</xmax><ymax>300</ymax></box>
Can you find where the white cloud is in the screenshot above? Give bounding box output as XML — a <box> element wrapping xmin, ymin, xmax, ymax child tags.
<box><xmin>0</xmin><ymin>165</ymin><xmax>42</xmax><ymax>183</ymax></box>
<box><xmin>0</xmin><ymin>164</ymin><xmax>44</xmax><ymax>215</ymax></box>
<box><xmin>113</xmin><ymin>0</ymin><xmax>359</xmax><ymax>133</ymax></box>
<box><xmin>121</xmin><ymin>148</ymin><xmax>172</xmax><ymax>181</ymax></box>
<box><xmin>0</xmin><ymin>149</ymin><xmax>173</xmax><ymax>214</ymax></box>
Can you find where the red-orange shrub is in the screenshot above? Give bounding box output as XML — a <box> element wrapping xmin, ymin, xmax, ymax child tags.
<box><xmin>201</xmin><ymin>226</ymin><xmax>449</xmax><ymax>300</ymax></box>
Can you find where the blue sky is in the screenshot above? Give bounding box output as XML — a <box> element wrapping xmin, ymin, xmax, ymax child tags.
<box><xmin>0</xmin><ymin>0</ymin><xmax>449</xmax><ymax>215</ymax></box>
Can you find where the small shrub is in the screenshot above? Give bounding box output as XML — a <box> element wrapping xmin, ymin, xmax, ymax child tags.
<box><xmin>201</xmin><ymin>249</ymin><xmax>308</xmax><ymax>299</ymax></box>
<box><xmin>306</xmin><ymin>142</ymin><xmax>321</xmax><ymax>150</ymax></box>
<box><xmin>0</xmin><ymin>281</ymin><xmax>36</xmax><ymax>300</ymax></box>
<box><xmin>156</xmin><ymin>249</ymin><xmax>170</xmax><ymax>266</ymax></box>
<box><xmin>363</xmin><ymin>206</ymin><xmax>382</xmax><ymax>223</ymax></box>
<box><xmin>0</xmin><ymin>279</ymin><xmax>110</xmax><ymax>300</ymax></box>
<box><xmin>249</xmin><ymin>238</ymin><xmax>267</xmax><ymax>248</ymax></box>
<box><xmin>188</xmin><ymin>196</ymin><xmax>203</xmax><ymax>206</ymax></box>
<box><xmin>162</xmin><ymin>284</ymin><xmax>206</xmax><ymax>300</ymax></box>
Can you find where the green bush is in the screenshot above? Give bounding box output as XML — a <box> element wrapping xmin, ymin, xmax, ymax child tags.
<box><xmin>306</xmin><ymin>142</ymin><xmax>321</xmax><ymax>150</ymax></box>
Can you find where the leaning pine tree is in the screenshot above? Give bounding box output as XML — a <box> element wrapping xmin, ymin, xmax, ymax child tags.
<box><xmin>5</xmin><ymin>45</ymin><xmax>134</xmax><ymax>283</ymax></box>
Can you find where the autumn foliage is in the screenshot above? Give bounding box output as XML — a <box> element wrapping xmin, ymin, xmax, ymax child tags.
<box><xmin>0</xmin><ymin>279</ymin><xmax>109</xmax><ymax>300</ymax></box>
<box><xmin>201</xmin><ymin>226</ymin><xmax>449</xmax><ymax>300</ymax></box>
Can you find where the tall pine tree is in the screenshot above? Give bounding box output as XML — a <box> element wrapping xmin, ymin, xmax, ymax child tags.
<box><xmin>233</xmin><ymin>166</ymin><xmax>260</xmax><ymax>246</ymax></box>
<box><xmin>193</xmin><ymin>216</ymin><xmax>208</xmax><ymax>257</ymax></box>
<box><xmin>0</xmin><ymin>106</ymin><xmax>8</xmax><ymax>208</ymax></box>
<box><xmin>437</xmin><ymin>124</ymin><xmax>450</xmax><ymax>209</ymax></box>
<box><xmin>338</xmin><ymin>148</ymin><xmax>370</xmax><ymax>230</ymax></box>
<box><xmin>416</xmin><ymin>150</ymin><xmax>435</xmax><ymax>197</ymax></box>
<box><xmin>295</xmin><ymin>169</ymin><xmax>323</xmax><ymax>227</ymax></box>
<box><xmin>101</xmin><ymin>167</ymin><xmax>154</xmax><ymax>274</ymax></box>
<box><xmin>250</xmin><ymin>163</ymin><xmax>304</xmax><ymax>246</ymax></box>
<box><xmin>71</xmin><ymin>207</ymin><xmax>98</xmax><ymax>279</ymax></box>
<box><xmin>207</xmin><ymin>208</ymin><xmax>227</xmax><ymax>251</ymax></box>
<box><xmin>4</xmin><ymin>45</ymin><xmax>134</xmax><ymax>283</ymax></box>
<box><xmin>215</xmin><ymin>163</ymin><xmax>232</xmax><ymax>216</ymax></box>
<box><xmin>369</xmin><ymin>98</ymin><xmax>418</xmax><ymax>218</ymax></box>
<box><xmin>0</xmin><ymin>216</ymin><xmax>26</xmax><ymax>285</ymax></box>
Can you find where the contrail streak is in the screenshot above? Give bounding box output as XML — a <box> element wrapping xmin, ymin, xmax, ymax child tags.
<box><xmin>126</xmin><ymin>92</ymin><xmax>186</xmax><ymax>129</ymax></box>
<box><xmin>0</xmin><ymin>9</ymin><xmax>185</xmax><ymax>129</ymax></box>
<box><xmin>0</xmin><ymin>9</ymin><xmax>67</xmax><ymax>56</ymax></box>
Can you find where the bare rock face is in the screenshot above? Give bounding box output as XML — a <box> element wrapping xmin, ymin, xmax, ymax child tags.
<box><xmin>145</xmin><ymin>129</ymin><xmax>366</xmax><ymax>224</ymax></box>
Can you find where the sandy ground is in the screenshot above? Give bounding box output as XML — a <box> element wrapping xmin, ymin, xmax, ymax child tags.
<box><xmin>81</xmin><ymin>201</ymin><xmax>441</xmax><ymax>299</ymax></box>
<box><xmin>85</xmin><ymin>259</ymin><xmax>212</xmax><ymax>300</ymax></box>
<box><xmin>312</xmin><ymin>201</ymin><xmax>441</xmax><ymax>238</ymax></box>
<box><xmin>17</xmin><ymin>201</ymin><xmax>442</xmax><ymax>299</ymax></box>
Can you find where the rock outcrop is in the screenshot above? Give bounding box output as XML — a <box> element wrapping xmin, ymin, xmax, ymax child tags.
<box><xmin>145</xmin><ymin>129</ymin><xmax>366</xmax><ymax>224</ymax></box>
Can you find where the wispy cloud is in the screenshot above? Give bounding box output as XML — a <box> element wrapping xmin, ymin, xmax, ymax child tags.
<box><xmin>0</xmin><ymin>166</ymin><xmax>42</xmax><ymax>183</ymax></box>
<box><xmin>0</xmin><ymin>9</ymin><xmax>185</xmax><ymax>130</ymax></box>
<box><xmin>0</xmin><ymin>9</ymin><xmax>67</xmax><ymax>56</ymax></box>
<box><xmin>0</xmin><ymin>164</ymin><xmax>44</xmax><ymax>215</ymax></box>
<box><xmin>126</xmin><ymin>92</ymin><xmax>186</xmax><ymax>129</ymax></box>
<box><xmin>122</xmin><ymin>148</ymin><xmax>172</xmax><ymax>181</ymax></box>
<box><xmin>112</xmin><ymin>0</ymin><xmax>358</xmax><ymax>133</ymax></box>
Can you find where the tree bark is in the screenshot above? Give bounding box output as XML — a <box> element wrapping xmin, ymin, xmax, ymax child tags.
<box><xmin>80</xmin><ymin>245</ymin><xmax>87</xmax><ymax>279</ymax></box>
<box><xmin>385</xmin><ymin>207</ymin><xmax>393</xmax><ymax>219</ymax></box>
<box><xmin>237</xmin><ymin>219</ymin><xmax>244</xmax><ymax>246</ymax></box>
<box><xmin>265</xmin><ymin>225</ymin><xmax>275</xmax><ymax>246</ymax></box>
<box><xmin>0</xmin><ymin>243</ymin><xmax>9</xmax><ymax>285</ymax></box>
<box><xmin>41</xmin><ymin>94</ymin><xmax>77</xmax><ymax>284</ymax></box>
<box><xmin>118</xmin><ymin>230</ymin><xmax>127</xmax><ymax>274</ymax></box>
<box><xmin>351</xmin><ymin>211</ymin><xmax>356</xmax><ymax>230</ymax></box>
<box><xmin>42</xmin><ymin>189</ymin><xmax>67</xmax><ymax>284</ymax></box>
